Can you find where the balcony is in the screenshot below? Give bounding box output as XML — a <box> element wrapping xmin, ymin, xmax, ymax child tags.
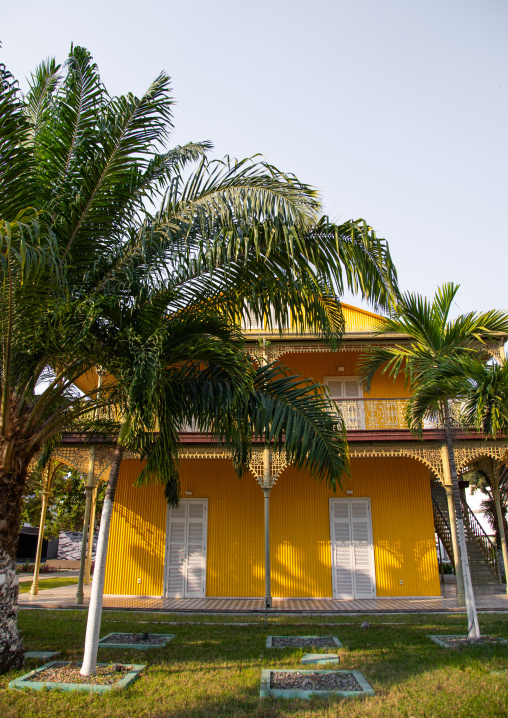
<box><xmin>174</xmin><ymin>399</ymin><xmax>465</xmax><ymax>436</ymax></box>
<box><xmin>333</xmin><ymin>398</ymin><xmax>464</xmax><ymax>432</ymax></box>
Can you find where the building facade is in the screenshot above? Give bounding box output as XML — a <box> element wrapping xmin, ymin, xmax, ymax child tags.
<box><xmin>57</xmin><ymin>304</ymin><xmax>506</xmax><ymax>600</ymax></box>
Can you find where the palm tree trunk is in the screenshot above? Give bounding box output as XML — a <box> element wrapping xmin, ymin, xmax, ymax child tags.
<box><xmin>443</xmin><ymin>401</ymin><xmax>480</xmax><ymax>639</ymax></box>
<box><xmin>80</xmin><ymin>442</ymin><xmax>124</xmax><ymax>675</ymax></box>
<box><xmin>0</xmin><ymin>467</ymin><xmax>27</xmax><ymax>674</ymax></box>
<box><xmin>490</xmin><ymin>463</ymin><xmax>508</xmax><ymax>593</ymax></box>
<box><xmin>493</xmin><ymin>488</ymin><xmax>508</xmax><ymax>592</ymax></box>
<box><xmin>442</xmin><ymin>481</ymin><xmax>465</xmax><ymax>604</ymax></box>
<box><xmin>85</xmin><ymin>485</ymin><xmax>99</xmax><ymax>585</ymax></box>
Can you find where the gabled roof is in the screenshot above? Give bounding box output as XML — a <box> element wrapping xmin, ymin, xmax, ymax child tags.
<box><xmin>340</xmin><ymin>303</ymin><xmax>384</xmax><ymax>333</ymax></box>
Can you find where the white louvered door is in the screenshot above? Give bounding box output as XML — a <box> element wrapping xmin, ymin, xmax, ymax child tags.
<box><xmin>330</xmin><ymin>500</ymin><xmax>354</xmax><ymax>598</ymax></box>
<box><xmin>164</xmin><ymin>499</ymin><xmax>208</xmax><ymax>598</ymax></box>
<box><xmin>324</xmin><ymin>377</ymin><xmax>365</xmax><ymax>430</ymax></box>
<box><xmin>350</xmin><ymin>500</ymin><xmax>375</xmax><ymax>598</ymax></box>
<box><xmin>329</xmin><ymin>498</ymin><xmax>376</xmax><ymax>599</ymax></box>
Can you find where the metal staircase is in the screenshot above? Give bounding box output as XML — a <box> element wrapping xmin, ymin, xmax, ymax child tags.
<box><xmin>431</xmin><ymin>483</ymin><xmax>502</xmax><ymax>586</ymax></box>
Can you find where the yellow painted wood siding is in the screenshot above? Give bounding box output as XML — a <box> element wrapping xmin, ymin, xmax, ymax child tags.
<box><xmin>271</xmin><ymin>458</ymin><xmax>439</xmax><ymax>597</ymax></box>
<box><xmin>105</xmin><ymin>457</ymin><xmax>439</xmax><ymax>598</ymax></box>
<box><xmin>242</xmin><ymin>302</ymin><xmax>382</xmax><ymax>335</ymax></box>
<box><xmin>341</xmin><ymin>303</ymin><xmax>382</xmax><ymax>332</ymax></box>
<box><xmin>104</xmin><ymin>459</ymin><xmax>166</xmax><ymax>596</ymax></box>
<box><xmin>278</xmin><ymin>351</ymin><xmax>410</xmax><ymax>398</ymax></box>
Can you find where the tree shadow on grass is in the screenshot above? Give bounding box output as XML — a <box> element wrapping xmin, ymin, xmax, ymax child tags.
<box><xmin>14</xmin><ymin>610</ymin><xmax>508</xmax><ymax>717</ymax></box>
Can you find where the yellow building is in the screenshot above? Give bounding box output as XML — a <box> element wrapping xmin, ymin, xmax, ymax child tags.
<box><xmin>63</xmin><ymin>304</ymin><xmax>505</xmax><ymax>602</ymax></box>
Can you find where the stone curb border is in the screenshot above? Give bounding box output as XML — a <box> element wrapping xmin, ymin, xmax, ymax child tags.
<box><xmin>8</xmin><ymin>661</ymin><xmax>145</xmax><ymax>693</ymax></box>
<box><xmin>301</xmin><ymin>653</ymin><xmax>340</xmax><ymax>665</ymax></box>
<box><xmin>427</xmin><ymin>634</ymin><xmax>508</xmax><ymax>648</ymax></box>
<box><xmin>98</xmin><ymin>633</ymin><xmax>175</xmax><ymax>650</ymax></box>
<box><xmin>24</xmin><ymin>651</ymin><xmax>60</xmax><ymax>660</ymax></box>
<box><xmin>259</xmin><ymin>669</ymin><xmax>374</xmax><ymax>699</ymax></box>
<box><xmin>266</xmin><ymin>635</ymin><xmax>342</xmax><ymax>648</ymax></box>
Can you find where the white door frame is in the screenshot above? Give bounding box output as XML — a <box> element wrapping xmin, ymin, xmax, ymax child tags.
<box><xmin>163</xmin><ymin>498</ymin><xmax>208</xmax><ymax>598</ymax></box>
<box><xmin>329</xmin><ymin>497</ymin><xmax>376</xmax><ymax>599</ymax></box>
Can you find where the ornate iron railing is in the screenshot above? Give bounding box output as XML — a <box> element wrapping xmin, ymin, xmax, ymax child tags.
<box><xmin>431</xmin><ymin>497</ymin><xmax>454</xmax><ymax>564</ymax></box>
<box><xmin>176</xmin><ymin>398</ymin><xmax>466</xmax><ymax>433</ymax></box>
<box><xmin>460</xmin><ymin>495</ymin><xmax>501</xmax><ymax>580</ymax></box>
<box><xmin>333</xmin><ymin>398</ymin><xmax>465</xmax><ymax>431</ymax></box>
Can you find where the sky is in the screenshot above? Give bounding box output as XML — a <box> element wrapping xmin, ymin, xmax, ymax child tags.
<box><xmin>2</xmin><ymin>0</ymin><xmax>507</xmax><ymax>316</ymax></box>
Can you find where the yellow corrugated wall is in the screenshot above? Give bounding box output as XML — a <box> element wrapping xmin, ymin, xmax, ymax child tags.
<box><xmin>341</xmin><ymin>304</ymin><xmax>381</xmax><ymax>332</ymax></box>
<box><xmin>270</xmin><ymin>457</ymin><xmax>439</xmax><ymax>597</ymax></box>
<box><xmin>105</xmin><ymin>456</ymin><xmax>440</xmax><ymax>598</ymax></box>
<box><xmin>104</xmin><ymin>459</ymin><xmax>166</xmax><ymax>596</ymax></box>
<box><xmin>277</xmin><ymin>351</ymin><xmax>410</xmax><ymax>398</ymax></box>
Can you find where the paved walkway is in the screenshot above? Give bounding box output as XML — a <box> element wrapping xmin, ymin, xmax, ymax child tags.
<box><xmin>17</xmin><ymin>576</ymin><xmax>508</xmax><ymax>613</ymax></box>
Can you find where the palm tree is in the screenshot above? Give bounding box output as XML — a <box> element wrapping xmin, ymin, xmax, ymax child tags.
<box><xmin>78</xmin><ymin>297</ymin><xmax>351</xmax><ymax>674</ymax></box>
<box><xmin>0</xmin><ymin>45</ymin><xmax>398</xmax><ymax>673</ymax></box>
<box><xmin>358</xmin><ymin>283</ymin><xmax>508</xmax><ymax>639</ymax></box>
<box><xmin>428</xmin><ymin>356</ymin><xmax>508</xmax><ymax>592</ymax></box>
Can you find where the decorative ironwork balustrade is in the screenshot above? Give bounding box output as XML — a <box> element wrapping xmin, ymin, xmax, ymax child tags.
<box><xmin>332</xmin><ymin>398</ymin><xmax>466</xmax><ymax>431</ymax></box>
<box><xmin>159</xmin><ymin>399</ymin><xmax>467</xmax><ymax>434</ymax></box>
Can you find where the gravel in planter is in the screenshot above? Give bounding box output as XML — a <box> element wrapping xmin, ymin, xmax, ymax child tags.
<box><xmin>267</xmin><ymin>635</ymin><xmax>342</xmax><ymax>649</ymax></box>
<box><xmin>428</xmin><ymin>634</ymin><xmax>508</xmax><ymax>649</ymax></box>
<box><xmin>25</xmin><ymin>662</ymin><xmax>129</xmax><ymax>685</ymax></box>
<box><xmin>98</xmin><ymin>632</ymin><xmax>175</xmax><ymax>649</ymax></box>
<box><xmin>271</xmin><ymin>670</ymin><xmax>361</xmax><ymax>691</ymax></box>
<box><xmin>260</xmin><ymin>669</ymin><xmax>374</xmax><ymax>699</ymax></box>
<box><xmin>8</xmin><ymin>661</ymin><xmax>145</xmax><ymax>693</ymax></box>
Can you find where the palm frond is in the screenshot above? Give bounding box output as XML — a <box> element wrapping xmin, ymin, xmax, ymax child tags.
<box><xmin>0</xmin><ymin>64</ymin><xmax>32</xmax><ymax>218</ymax></box>
<box><xmin>357</xmin><ymin>284</ymin><xmax>508</xmax><ymax>437</ymax></box>
<box><xmin>245</xmin><ymin>363</ymin><xmax>348</xmax><ymax>489</ymax></box>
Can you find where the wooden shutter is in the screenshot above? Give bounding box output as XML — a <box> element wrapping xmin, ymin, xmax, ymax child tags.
<box><xmin>164</xmin><ymin>503</ymin><xmax>187</xmax><ymax>598</ymax></box>
<box><xmin>164</xmin><ymin>499</ymin><xmax>208</xmax><ymax>598</ymax></box>
<box><xmin>350</xmin><ymin>500</ymin><xmax>376</xmax><ymax>598</ymax></box>
<box><xmin>343</xmin><ymin>380</ymin><xmax>361</xmax><ymax>398</ymax></box>
<box><xmin>326</xmin><ymin>379</ymin><xmax>344</xmax><ymax>399</ymax></box>
<box><xmin>330</xmin><ymin>501</ymin><xmax>354</xmax><ymax>599</ymax></box>
<box><xmin>185</xmin><ymin>500</ymin><xmax>207</xmax><ymax>597</ymax></box>
<box><xmin>329</xmin><ymin>498</ymin><xmax>376</xmax><ymax>599</ymax></box>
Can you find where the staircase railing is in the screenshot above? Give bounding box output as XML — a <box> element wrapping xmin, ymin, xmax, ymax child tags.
<box><xmin>460</xmin><ymin>495</ymin><xmax>501</xmax><ymax>580</ymax></box>
<box><xmin>431</xmin><ymin>497</ymin><xmax>454</xmax><ymax>565</ymax></box>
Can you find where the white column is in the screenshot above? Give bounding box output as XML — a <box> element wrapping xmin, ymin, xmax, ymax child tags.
<box><xmin>263</xmin><ymin>446</ymin><xmax>272</xmax><ymax>608</ymax></box>
<box><xmin>29</xmin><ymin>461</ymin><xmax>52</xmax><ymax>597</ymax></box>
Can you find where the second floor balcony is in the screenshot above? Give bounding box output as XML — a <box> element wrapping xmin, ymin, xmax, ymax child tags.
<box><xmin>177</xmin><ymin>398</ymin><xmax>465</xmax><ymax>436</ymax></box>
<box><xmin>333</xmin><ymin>398</ymin><xmax>464</xmax><ymax>432</ymax></box>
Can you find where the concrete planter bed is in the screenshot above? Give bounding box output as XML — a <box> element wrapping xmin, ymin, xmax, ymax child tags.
<box><xmin>260</xmin><ymin>669</ymin><xmax>374</xmax><ymax>699</ymax></box>
<box><xmin>98</xmin><ymin>633</ymin><xmax>175</xmax><ymax>650</ymax></box>
<box><xmin>266</xmin><ymin>635</ymin><xmax>342</xmax><ymax>649</ymax></box>
<box><xmin>8</xmin><ymin>661</ymin><xmax>145</xmax><ymax>693</ymax></box>
<box><xmin>427</xmin><ymin>635</ymin><xmax>508</xmax><ymax>649</ymax></box>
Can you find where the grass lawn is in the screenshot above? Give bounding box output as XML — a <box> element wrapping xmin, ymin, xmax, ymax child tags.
<box><xmin>18</xmin><ymin>577</ymin><xmax>79</xmax><ymax>594</ymax></box>
<box><xmin>1</xmin><ymin>610</ymin><xmax>507</xmax><ymax>717</ymax></box>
